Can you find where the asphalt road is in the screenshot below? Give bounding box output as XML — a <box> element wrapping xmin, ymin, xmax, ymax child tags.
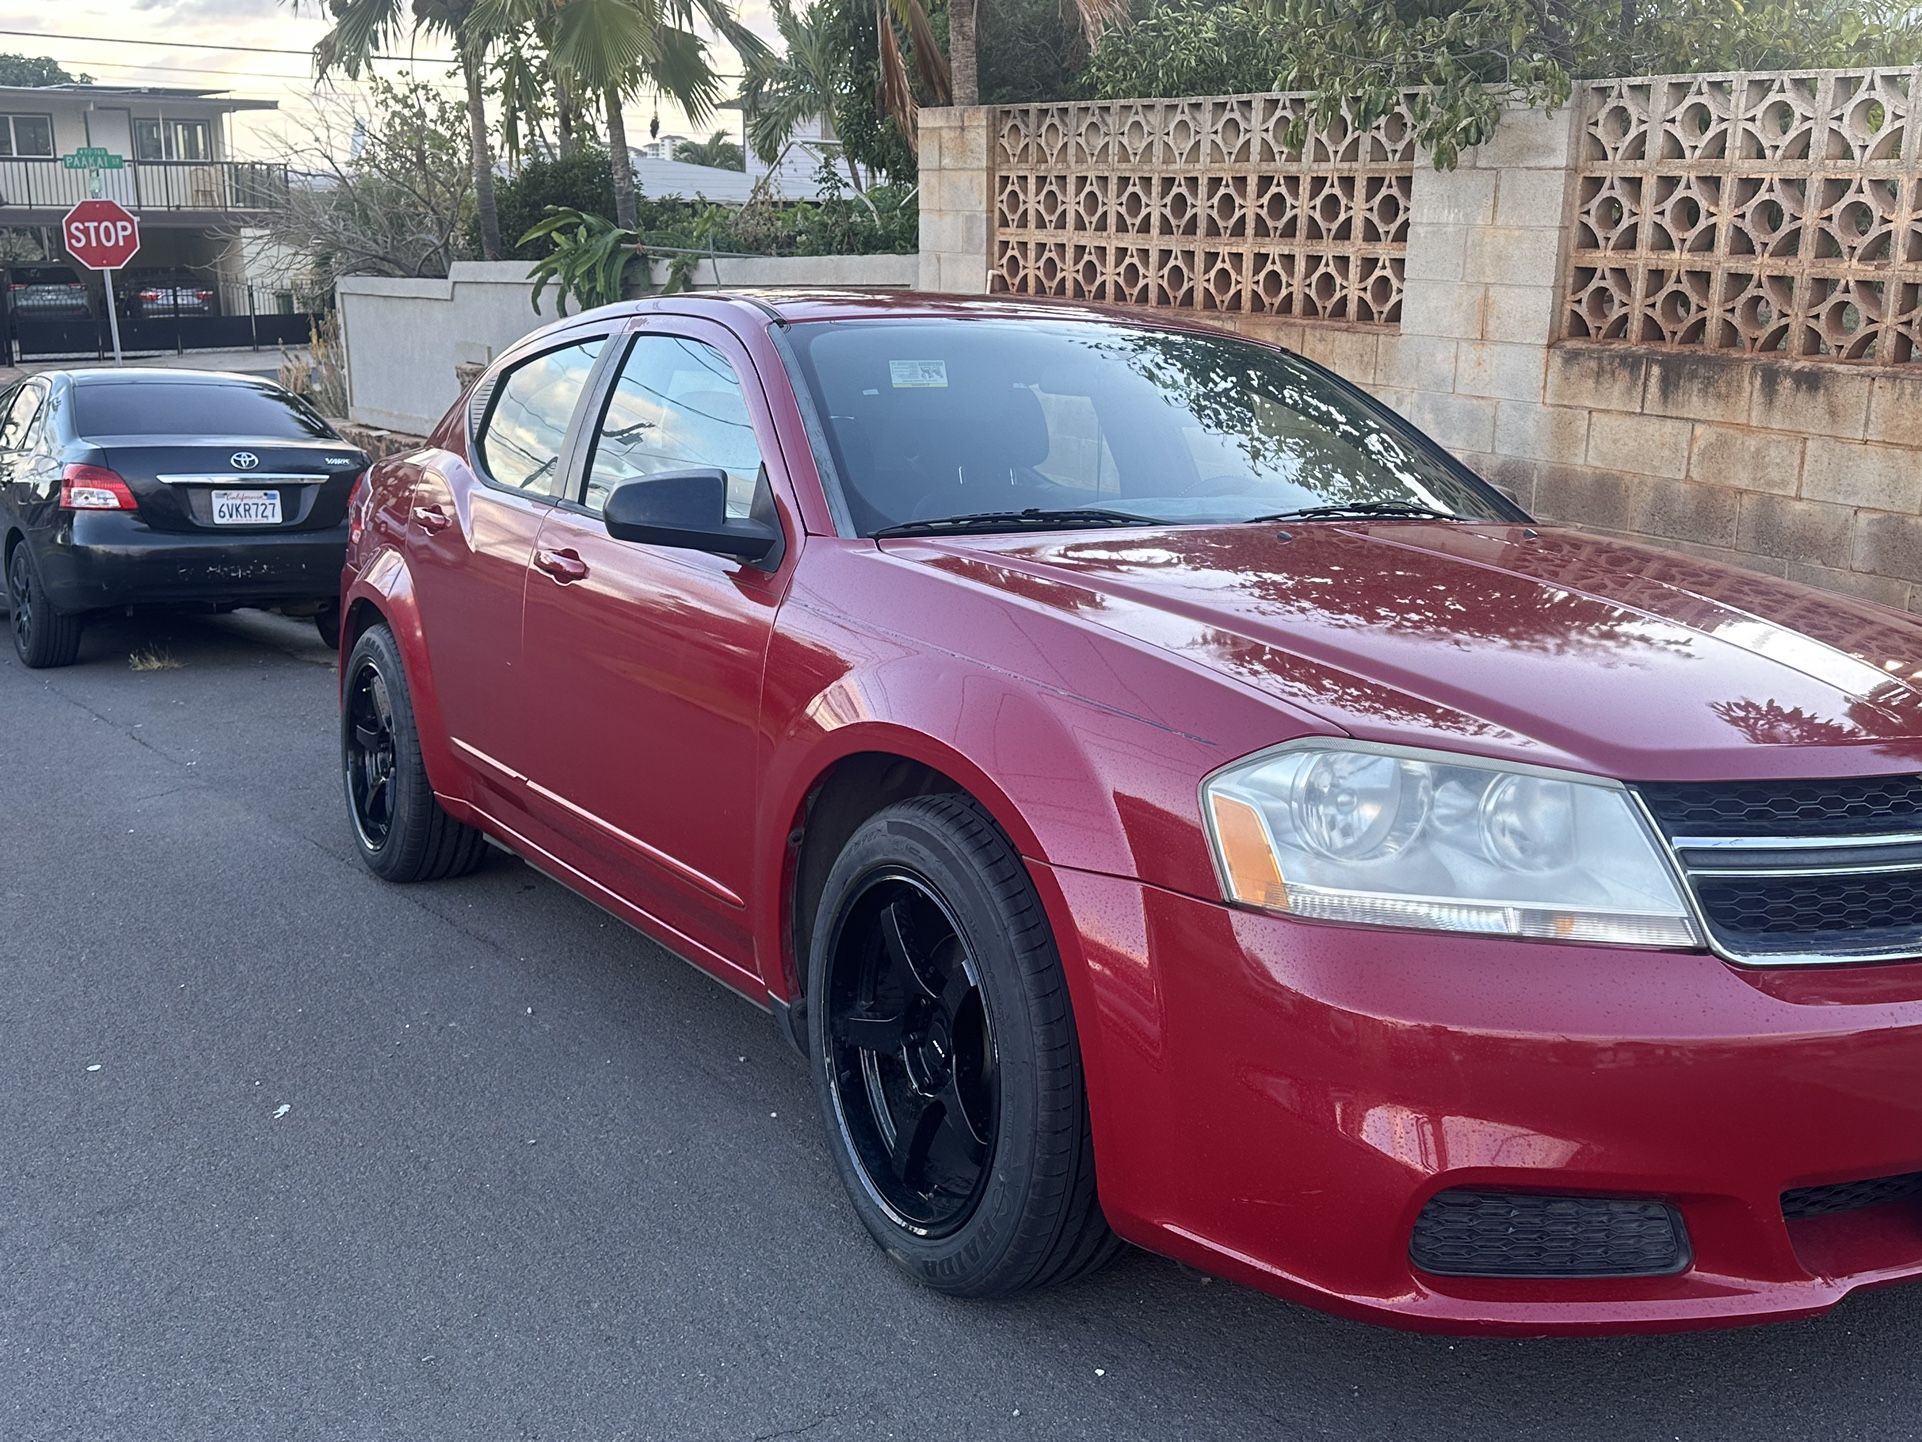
<box><xmin>6</xmin><ymin>610</ymin><xmax>1922</xmax><ymax>1442</ymax></box>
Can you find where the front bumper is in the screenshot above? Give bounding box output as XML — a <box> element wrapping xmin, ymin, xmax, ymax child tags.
<box><xmin>38</xmin><ymin>511</ymin><xmax>347</xmax><ymax>613</ymax></box>
<box><xmin>1039</xmin><ymin>863</ymin><xmax>1922</xmax><ymax>1335</ymax></box>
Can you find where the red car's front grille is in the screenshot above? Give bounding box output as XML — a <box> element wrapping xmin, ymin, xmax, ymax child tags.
<box><xmin>1638</xmin><ymin>775</ymin><xmax>1922</xmax><ymax>840</ymax></box>
<box><xmin>1634</xmin><ymin>775</ymin><xmax>1922</xmax><ymax>966</ymax></box>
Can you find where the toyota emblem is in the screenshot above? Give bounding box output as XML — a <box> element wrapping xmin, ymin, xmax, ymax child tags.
<box><xmin>230</xmin><ymin>451</ymin><xmax>260</xmax><ymax>471</ymax></box>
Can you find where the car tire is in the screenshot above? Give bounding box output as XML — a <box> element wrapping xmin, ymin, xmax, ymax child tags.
<box><xmin>341</xmin><ymin>622</ymin><xmax>487</xmax><ymax>883</ymax></box>
<box><xmin>807</xmin><ymin>792</ymin><xmax>1122</xmax><ymax>1298</ymax></box>
<box><xmin>6</xmin><ymin>540</ymin><xmax>84</xmax><ymax>669</ymax></box>
<box><xmin>314</xmin><ymin>603</ymin><xmax>341</xmax><ymax>651</ymax></box>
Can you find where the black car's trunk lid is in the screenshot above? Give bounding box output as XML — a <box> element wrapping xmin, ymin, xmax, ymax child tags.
<box><xmin>91</xmin><ymin>437</ymin><xmax>368</xmax><ymax>534</ymax></box>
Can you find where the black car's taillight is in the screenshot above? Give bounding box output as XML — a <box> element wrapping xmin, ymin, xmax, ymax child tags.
<box><xmin>59</xmin><ymin>463</ymin><xmax>139</xmax><ymax>512</ymax></box>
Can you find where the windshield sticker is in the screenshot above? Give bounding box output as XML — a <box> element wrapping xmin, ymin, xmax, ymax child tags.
<box><xmin>889</xmin><ymin>359</ymin><xmax>948</xmax><ymax>389</ymax></box>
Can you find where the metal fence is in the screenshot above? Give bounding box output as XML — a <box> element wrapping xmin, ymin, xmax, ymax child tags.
<box><xmin>990</xmin><ymin>94</ymin><xmax>1416</xmax><ymax>328</ymax></box>
<box><xmin>3</xmin><ymin>278</ymin><xmax>322</xmax><ymax>362</ymax></box>
<box><xmin>0</xmin><ymin>158</ymin><xmax>287</xmax><ymax>214</ymax></box>
<box><xmin>1563</xmin><ymin>67</ymin><xmax>1922</xmax><ymax>366</ymax></box>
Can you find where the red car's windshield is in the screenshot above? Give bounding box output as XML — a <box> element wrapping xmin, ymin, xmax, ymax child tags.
<box><xmin>783</xmin><ymin>317</ymin><xmax>1521</xmax><ymax>536</ymax></box>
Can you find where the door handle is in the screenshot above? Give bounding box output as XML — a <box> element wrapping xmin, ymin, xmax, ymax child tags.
<box><xmin>411</xmin><ymin>504</ymin><xmax>450</xmax><ymax>533</ymax></box>
<box><xmin>533</xmin><ymin>547</ymin><xmax>589</xmax><ymax>583</ymax></box>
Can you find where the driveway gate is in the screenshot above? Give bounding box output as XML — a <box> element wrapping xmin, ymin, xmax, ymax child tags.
<box><xmin>2</xmin><ymin>274</ymin><xmax>321</xmax><ymax>363</ymax></box>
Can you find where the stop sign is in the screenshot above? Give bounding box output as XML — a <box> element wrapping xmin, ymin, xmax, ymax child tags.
<box><xmin>62</xmin><ymin>199</ymin><xmax>140</xmax><ymax>271</ymax></box>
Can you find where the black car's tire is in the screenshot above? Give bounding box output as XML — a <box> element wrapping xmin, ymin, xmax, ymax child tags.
<box><xmin>341</xmin><ymin>623</ymin><xmax>487</xmax><ymax>883</ymax></box>
<box><xmin>314</xmin><ymin>602</ymin><xmax>341</xmax><ymax>651</ymax></box>
<box><xmin>6</xmin><ymin>541</ymin><xmax>83</xmax><ymax>670</ymax></box>
<box><xmin>808</xmin><ymin>793</ymin><xmax>1121</xmax><ymax>1298</ymax></box>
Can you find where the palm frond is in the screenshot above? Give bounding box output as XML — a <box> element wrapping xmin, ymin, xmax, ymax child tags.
<box><xmin>1069</xmin><ymin>0</ymin><xmax>1131</xmax><ymax>46</ymax></box>
<box><xmin>895</xmin><ymin>0</ymin><xmax>952</xmax><ymax>105</ymax></box>
<box><xmin>313</xmin><ymin>0</ymin><xmax>408</xmax><ymax>77</ymax></box>
<box><xmin>874</xmin><ymin>0</ymin><xmax>920</xmax><ymax>152</ymax></box>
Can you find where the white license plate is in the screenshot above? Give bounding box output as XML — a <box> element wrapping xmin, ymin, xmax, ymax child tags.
<box><xmin>211</xmin><ymin>490</ymin><xmax>282</xmax><ymax>526</ymax></box>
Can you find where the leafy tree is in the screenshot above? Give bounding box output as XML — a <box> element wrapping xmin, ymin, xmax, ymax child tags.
<box><xmin>948</xmin><ymin>0</ymin><xmax>1124</xmax><ymax>103</ymax></box>
<box><xmin>813</xmin><ymin>0</ymin><xmax>919</xmax><ymax>183</ymax></box>
<box><xmin>305</xmin><ymin>0</ymin><xmax>508</xmax><ymax>259</ymax></box>
<box><xmin>237</xmin><ymin>77</ymin><xmax>476</xmax><ymax>283</ymax></box>
<box><xmin>674</xmin><ymin>130</ymin><xmax>746</xmax><ymax>168</ymax></box>
<box><xmin>1083</xmin><ymin>0</ymin><xmax>1922</xmax><ymax>169</ymax></box>
<box><xmin>490</xmin><ymin>147</ymin><xmax>618</xmax><ymax>258</ymax></box>
<box><xmin>0</xmin><ymin>53</ymin><xmax>90</xmax><ymax>86</ymax></box>
<box><xmin>1081</xmin><ymin>0</ymin><xmax>1284</xmax><ymax>101</ymax></box>
<box><xmin>977</xmin><ymin>0</ymin><xmax>1087</xmax><ymax>105</ymax></box>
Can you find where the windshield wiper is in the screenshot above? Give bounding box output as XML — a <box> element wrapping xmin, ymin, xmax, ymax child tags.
<box><xmin>871</xmin><ymin>507</ymin><xmax>1163</xmax><ymax>538</ymax></box>
<box><xmin>1247</xmin><ymin>500</ymin><xmax>1465</xmax><ymax>524</ymax></box>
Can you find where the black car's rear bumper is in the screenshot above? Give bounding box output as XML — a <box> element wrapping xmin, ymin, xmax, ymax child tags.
<box><xmin>38</xmin><ymin>512</ymin><xmax>347</xmax><ymax>612</ymax></box>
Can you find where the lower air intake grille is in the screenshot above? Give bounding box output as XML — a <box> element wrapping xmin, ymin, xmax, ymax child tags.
<box><xmin>1410</xmin><ymin>1191</ymin><xmax>1690</xmax><ymax>1279</ymax></box>
<box><xmin>1782</xmin><ymin>1172</ymin><xmax>1922</xmax><ymax>1221</ymax></box>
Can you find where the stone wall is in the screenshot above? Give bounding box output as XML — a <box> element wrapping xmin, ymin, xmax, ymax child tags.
<box><xmin>918</xmin><ymin>72</ymin><xmax>1922</xmax><ymax>611</ymax></box>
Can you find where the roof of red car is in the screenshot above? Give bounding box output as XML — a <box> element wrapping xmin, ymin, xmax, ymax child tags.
<box><xmin>659</xmin><ymin>289</ymin><xmax>1149</xmax><ymax>328</ymax></box>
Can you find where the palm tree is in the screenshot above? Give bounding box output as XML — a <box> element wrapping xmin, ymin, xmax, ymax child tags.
<box><xmin>674</xmin><ymin>130</ymin><xmax>746</xmax><ymax>169</ymax></box>
<box><xmin>742</xmin><ymin>0</ymin><xmax>864</xmax><ymax>190</ymax></box>
<box><xmin>308</xmin><ymin>0</ymin><xmax>508</xmax><ymax>260</ymax></box>
<box><xmin>479</xmin><ymin>0</ymin><xmax>767</xmax><ymax>231</ymax></box>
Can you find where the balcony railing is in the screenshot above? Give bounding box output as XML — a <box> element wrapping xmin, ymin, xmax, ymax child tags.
<box><xmin>0</xmin><ymin>158</ymin><xmax>287</xmax><ymax>215</ymax></box>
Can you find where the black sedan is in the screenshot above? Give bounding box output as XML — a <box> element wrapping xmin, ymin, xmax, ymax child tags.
<box><xmin>1</xmin><ymin>369</ymin><xmax>367</xmax><ymax>668</ymax></box>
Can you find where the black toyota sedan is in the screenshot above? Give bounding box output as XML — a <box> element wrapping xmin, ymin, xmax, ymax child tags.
<box><xmin>1</xmin><ymin>369</ymin><xmax>367</xmax><ymax>668</ymax></box>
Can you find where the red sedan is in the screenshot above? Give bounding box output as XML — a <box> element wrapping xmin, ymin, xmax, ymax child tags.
<box><xmin>338</xmin><ymin>292</ymin><xmax>1922</xmax><ymax>1335</ymax></box>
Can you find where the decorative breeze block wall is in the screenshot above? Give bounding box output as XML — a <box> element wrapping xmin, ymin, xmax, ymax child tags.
<box><xmin>1565</xmin><ymin>67</ymin><xmax>1922</xmax><ymax>366</ymax></box>
<box><xmin>991</xmin><ymin>96</ymin><xmax>1416</xmax><ymax>328</ymax></box>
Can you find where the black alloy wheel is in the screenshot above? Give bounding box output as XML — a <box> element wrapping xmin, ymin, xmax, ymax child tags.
<box><xmin>807</xmin><ymin>793</ymin><xmax>1121</xmax><ymax>1297</ymax></box>
<box><xmin>344</xmin><ymin>656</ymin><xmax>399</xmax><ymax>851</ymax></box>
<box><xmin>339</xmin><ymin>623</ymin><xmax>487</xmax><ymax>882</ymax></box>
<box><xmin>6</xmin><ymin>542</ymin><xmax>83</xmax><ymax>668</ymax></box>
<box><xmin>824</xmin><ymin>871</ymin><xmax>998</xmax><ymax>1237</ymax></box>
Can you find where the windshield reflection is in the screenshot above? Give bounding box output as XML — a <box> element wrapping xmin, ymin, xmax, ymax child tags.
<box><xmin>786</xmin><ymin>318</ymin><xmax>1520</xmax><ymax>536</ymax></box>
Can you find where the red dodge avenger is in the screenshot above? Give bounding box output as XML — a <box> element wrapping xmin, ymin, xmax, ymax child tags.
<box><xmin>340</xmin><ymin>291</ymin><xmax>1922</xmax><ymax>1334</ymax></box>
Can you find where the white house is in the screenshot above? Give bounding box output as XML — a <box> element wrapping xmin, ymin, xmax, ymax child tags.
<box><xmin>0</xmin><ymin>82</ymin><xmax>283</xmax><ymax>284</ymax></box>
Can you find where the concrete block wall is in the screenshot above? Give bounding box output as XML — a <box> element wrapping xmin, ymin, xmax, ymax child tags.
<box><xmin>918</xmin><ymin>98</ymin><xmax>1922</xmax><ymax>611</ymax></box>
<box><xmin>339</xmin><ymin>253</ymin><xmax>918</xmax><ymax>435</ymax></box>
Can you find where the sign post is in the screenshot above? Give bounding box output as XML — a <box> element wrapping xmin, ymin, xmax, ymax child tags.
<box><xmin>61</xmin><ymin>199</ymin><xmax>141</xmax><ymax>364</ymax></box>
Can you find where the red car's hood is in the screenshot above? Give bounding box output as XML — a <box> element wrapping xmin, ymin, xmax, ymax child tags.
<box><xmin>896</xmin><ymin>522</ymin><xmax>1922</xmax><ymax>781</ymax></box>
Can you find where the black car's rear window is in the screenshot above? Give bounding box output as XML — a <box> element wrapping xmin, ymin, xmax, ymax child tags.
<box><xmin>73</xmin><ymin>382</ymin><xmax>333</xmax><ymax>440</ymax></box>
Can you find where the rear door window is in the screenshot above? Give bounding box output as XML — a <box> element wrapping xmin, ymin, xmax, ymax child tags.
<box><xmin>1</xmin><ymin>384</ymin><xmax>44</xmax><ymax>448</ymax></box>
<box><xmin>73</xmin><ymin>382</ymin><xmax>331</xmax><ymax>439</ymax></box>
<box><xmin>477</xmin><ymin>339</ymin><xmax>605</xmax><ymax>498</ymax></box>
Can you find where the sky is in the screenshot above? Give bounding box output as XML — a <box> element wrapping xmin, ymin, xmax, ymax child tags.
<box><xmin>0</xmin><ymin>0</ymin><xmax>779</xmax><ymax>160</ymax></box>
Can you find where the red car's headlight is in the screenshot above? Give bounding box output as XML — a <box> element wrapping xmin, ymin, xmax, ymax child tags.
<box><xmin>1202</xmin><ymin>741</ymin><xmax>1703</xmax><ymax>948</ymax></box>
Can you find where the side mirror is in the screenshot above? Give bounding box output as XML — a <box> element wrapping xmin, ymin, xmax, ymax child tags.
<box><xmin>601</xmin><ymin>469</ymin><xmax>780</xmax><ymax>564</ymax></box>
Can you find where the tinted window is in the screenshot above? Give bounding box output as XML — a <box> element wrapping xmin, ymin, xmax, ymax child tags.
<box><xmin>785</xmin><ymin>319</ymin><xmax>1514</xmax><ymax>535</ymax></box>
<box><xmin>583</xmin><ymin>335</ymin><xmax>763</xmax><ymax>516</ymax></box>
<box><xmin>478</xmin><ymin>340</ymin><xmax>604</xmax><ymax>497</ymax></box>
<box><xmin>73</xmin><ymin>382</ymin><xmax>332</xmax><ymax>440</ymax></box>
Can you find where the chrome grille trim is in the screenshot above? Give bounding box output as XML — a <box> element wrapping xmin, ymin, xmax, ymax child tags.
<box><xmin>1633</xmin><ymin>778</ymin><xmax>1922</xmax><ymax>969</ymax></box>
<box><xmin>1671</xmin><ymin>831</ymin><xmax>1922</xmax><ymax>851</ymax></box>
